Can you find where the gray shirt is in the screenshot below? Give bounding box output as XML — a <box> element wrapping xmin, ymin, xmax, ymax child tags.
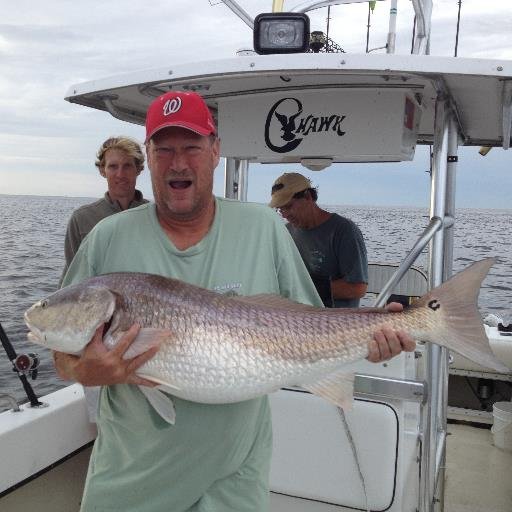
<box><xmin>287</xmin><ymin>213</ymin><xmax>368</xmax><ymax>307</ymax></box>
<box><xmin>62</xmin><ymin>190</ymin><xmax>148</xmax><ymax>276</ymax></box>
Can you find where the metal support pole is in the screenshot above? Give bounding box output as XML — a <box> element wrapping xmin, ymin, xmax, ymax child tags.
<box><xmin>444</xmin><ymin>116</ymin><xmax>459</xmax><ymax>281</ymax></box>
<box><xmin>502</xmin><ymin>80</ymin><xmax>512</xmax><ymax>150</ymax></box>
<box><xmin>419</xmin><ymin>92</ymin><xmax>453</xmax><ymax>512</ymax></box>
<box><xmin>386</xmin><ymin>0</ymin><xmax>398</xmax><ymax>54</ymax></box>
<box><xmin>221</xmin><ymin>0</ymin><xmax>254</xmax><ymax>29</ymax></box>
<box><xmin>237</xmin><ymin>160</ymin><xmax>249</xmax><ymax>202</ymax></box>
<box><xmin>224</xmin><ymin>158</ymin><xmax>238</xmax><ymax>199</ymax></box>
<box><xmin>224</xmin><ymin>158</ymin><xmax>249</xmax><ymax>201</ymax></box>
<box><xmin>411</xmin><ymin>0</ymin><xmax>433</xmax><ymax>55</ymax></box>
<box><xmin>434</xmin><ymin>112</ymin><xmax>459</xmax><ymax>512</ymax></box>
<box><xmin>272</xmin><ymin>0</ymin><xmax>285</xmax><ymax>12</ymax></box>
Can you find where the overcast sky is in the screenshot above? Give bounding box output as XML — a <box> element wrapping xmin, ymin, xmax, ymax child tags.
<box><xmin>1</xmin><ymin>0</ymin><xmax>511</xmax><ymax>208</ymax></box>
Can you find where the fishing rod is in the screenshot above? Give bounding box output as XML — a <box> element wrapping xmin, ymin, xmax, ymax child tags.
<box><xmin>0</xmin><ymin>321</ymin><xmax>43</xmax><ymax>408</ymax></box>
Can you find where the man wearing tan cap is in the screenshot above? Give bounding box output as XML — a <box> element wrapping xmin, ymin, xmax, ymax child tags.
<box><xmin>54</xmin><ymin>91</ymin><xmax>414</xmax><ymax>512</ymax></box>
<box><xmin>270</xmin><ymin>172</ymin><xmax>368</xmax><ymax>308</ymax></box>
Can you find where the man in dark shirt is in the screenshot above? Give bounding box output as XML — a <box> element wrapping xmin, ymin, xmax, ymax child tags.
<box><xmin>270</xmin><ymin>172</ymin><xmax>368</xmax><ymax>307</ymax></box>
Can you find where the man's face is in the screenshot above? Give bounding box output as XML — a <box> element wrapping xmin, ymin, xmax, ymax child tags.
<box><xmin>147</xmin><ymin>127</ymin><xmax>220</xmax><ymax>221</ymax></box>
<box><xmin>102</xmin><ymin>149</ymin><xmax>139</xmax><ymax>201</ymax></box>
<box><xmin>277</xmin><ymin>194</ymin><xmax>309</xmax><ymax>228</ymax></box>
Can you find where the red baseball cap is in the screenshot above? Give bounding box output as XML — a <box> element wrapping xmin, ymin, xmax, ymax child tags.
<box><xmin>145</xmin><ymin>91</ymin><xmax>216</xmax><ymax>142</ymax></box>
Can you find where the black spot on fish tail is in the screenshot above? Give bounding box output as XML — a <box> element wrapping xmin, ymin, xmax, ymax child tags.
<box><xmin>428</xmin><ymin>299</ymin><xmax>440</xmax><ymax>311</ymax></box>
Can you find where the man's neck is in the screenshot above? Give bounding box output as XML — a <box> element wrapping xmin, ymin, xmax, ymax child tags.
<box><xmin>157</xmin><ymin>197</ymin><xmax>216</xmax><ymax>251</ymax></box>
<box><xmin>302</xmin><ymin>205</ymin><xmax>331</xmax><ymax>230</ymax></box>
<box><xmin>107</xmin><ymin>191</ymin><xmax>136</xmax><ymax>211</ymax></box>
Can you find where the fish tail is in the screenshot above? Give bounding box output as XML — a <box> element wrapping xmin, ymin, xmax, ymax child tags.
<box><xmin>412</xmin><ymin>258</ymin><xmax>509</xmax><ymax>373</ymax></box>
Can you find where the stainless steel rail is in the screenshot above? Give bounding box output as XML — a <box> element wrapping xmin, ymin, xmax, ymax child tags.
<box><xmin>420</xmin><ymin>92</ymin><xmax>458</xmax><ymax>512</ymax></box>
<box><xmin>283</xmin><ymin>373</ymin><xmax>428</xmax><ymax>403</ymax></box>
<box><xmin>372</xmin><ymin>216</ymin><xmax>443</xmax><ymax>307</ymax></box>
<box><xmin>354</xmin><ymin>374</ymin><xmax>427</xmax><ymax>403</ymax></box>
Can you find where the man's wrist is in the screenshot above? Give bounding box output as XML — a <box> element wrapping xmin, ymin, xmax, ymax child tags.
<box><xmin>53</xmin><ymin>351</ymin><xmax>78</xmax><ymax>382</ymax></box>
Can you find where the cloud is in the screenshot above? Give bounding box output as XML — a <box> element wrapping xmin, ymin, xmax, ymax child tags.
<box><xmin>1</xmin><ymin>0</ymin><xmax>512</xmax><ymax>208</ymax></box>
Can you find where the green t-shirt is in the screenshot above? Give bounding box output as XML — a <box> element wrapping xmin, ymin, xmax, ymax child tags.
<box><xmin>63</xmin><ymin>197</ymin><xmax>321</xmax><ymax>512</ymax></box>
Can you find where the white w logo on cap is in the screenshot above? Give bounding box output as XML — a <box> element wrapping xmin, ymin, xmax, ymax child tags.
<box><xmin>163</xmin><ymin>97</ymin><xmax>182</xmax><ymax>116</ymax></box>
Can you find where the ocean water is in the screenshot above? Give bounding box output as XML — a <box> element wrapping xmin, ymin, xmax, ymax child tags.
<box><xmin>0</xmin><ymin>195</ymin><xmax>93</xmax><ymax>405</ymax></box>
<box><xmin>0</xmin><ymin>194</ymin><xmax>511</xmax><ymax>407</ymax></box>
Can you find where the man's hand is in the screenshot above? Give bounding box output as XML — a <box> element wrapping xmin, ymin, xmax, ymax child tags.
<box><xmin>367</xmin><ymin>302</ymin><xmax>416</xmax><ymax>363</ymax></box>
<box><xmin>53</xmin><ymin>323</ymin><xmax>159</xmax><ymax>387</ymax></box>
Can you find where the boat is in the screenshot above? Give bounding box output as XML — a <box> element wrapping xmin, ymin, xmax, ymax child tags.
<box><xmin>1</xmin><ymin>1</ymin><xmax>511</xmax><ymax>511</ymax></box>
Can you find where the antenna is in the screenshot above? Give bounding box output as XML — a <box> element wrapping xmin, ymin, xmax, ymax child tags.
<box><xmin>365</xmin><ymin>2</ymin><xmax>371</xmax><ymax>53</ymax></box>
<box><xmin>454</xmin><ymin>0</ymin><xmax>462</xmax><ymax>57</ymax></box>
<box><xmin>326</xmin><ymin>5</ymin><xmax>331</xmax><ymax>41</ymax></box>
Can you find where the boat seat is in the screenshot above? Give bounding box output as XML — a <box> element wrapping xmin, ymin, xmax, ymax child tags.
<box><xmin>365</xmin><ymin>262</ymin><xmax>428</xmax><ymax>307</ymax></box>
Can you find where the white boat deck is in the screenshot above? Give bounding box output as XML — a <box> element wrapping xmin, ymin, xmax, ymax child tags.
<box><xmin>444</xmin><ymin>423</ymin><xmax>512</xmax><ymax>512</ymax></box>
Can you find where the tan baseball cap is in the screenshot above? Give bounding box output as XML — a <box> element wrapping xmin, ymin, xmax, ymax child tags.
<box><xmin>269</xmin><ymin>172</ymin><xmax>312</xmax><ymax>208</ymax></box>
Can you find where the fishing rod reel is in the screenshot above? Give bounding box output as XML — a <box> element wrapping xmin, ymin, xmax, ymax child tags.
<box><xmin>12</xmin><ymin>352</ymin><xmax>40</xmax><ymax>380</ymax></box>
<box><xmin>0</xmin><ymin>321</ymin><xmax>45</xmax><ymax>408</ymax></box>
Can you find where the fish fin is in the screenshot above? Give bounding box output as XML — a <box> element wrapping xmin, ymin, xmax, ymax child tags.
<box><xmin>136</xmin><ymin>375</ymin><xmax>182</xmax><ymax>395</ymax></box>
<box><xmin>122</xmin><ymin>328</ymin><xmax>171</xmax><ymax>359</ymax></box>
<box><xmin>157</xmin><ymin>383</ymin><xmax>181</xmax><ymax>395</ymax></box>
<box><xmin>413</xmin><ymin>258</ymin><xmax>510</xmax><ymax>373</ymax></box>
<box><xmin>302</xmin><ymin>370</ymin><xmax>355</xmax><ymax>410</ymax></box>
<box><xmin>138</xmin><ymin>386</ymin><xmax>176</xmax><ymax>425</ymax></box>
<box><xmin>232</xmin><ymin>294</ymin><xmax>321</xmax><ymax>311</ymax></box>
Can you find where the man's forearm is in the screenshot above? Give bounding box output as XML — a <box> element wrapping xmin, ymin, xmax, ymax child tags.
<box><xmin>331</xmin><ymin>278</ymin><xmax>367</xmax><ymax>300</ymax></box>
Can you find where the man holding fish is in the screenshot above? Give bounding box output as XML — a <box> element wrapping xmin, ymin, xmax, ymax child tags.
<box><xmin>50</xmin><ymin>91</ymin><xmax>415</xmax><ymax>512</ymax></box>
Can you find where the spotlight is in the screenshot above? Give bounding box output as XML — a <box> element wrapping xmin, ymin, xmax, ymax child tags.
<box><xmin>253</xmin><ymin>12</ymin><xmax>310</xmax><ymax>55</ymax></box>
